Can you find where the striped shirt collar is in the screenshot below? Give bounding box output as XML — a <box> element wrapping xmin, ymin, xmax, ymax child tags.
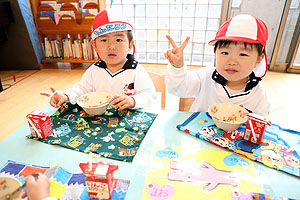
<box><xmin>211</xmin><ymin>69</ymin><xmax>261</xmax><ymax>92</ymax></box>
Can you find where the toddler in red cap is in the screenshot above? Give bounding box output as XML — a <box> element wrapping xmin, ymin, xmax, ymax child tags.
<box><xmin>165</xmin><ymin>14</ymin><xmax>270</xmax><ymax>116</ymax></box>
<box><xmin>41</xmin><ymin>8</ymin><xmax>156</xmax><ymax>110</ymax></box>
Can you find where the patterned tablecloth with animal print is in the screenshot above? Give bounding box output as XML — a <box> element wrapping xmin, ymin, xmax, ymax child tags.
<box><xmin>27</xmin><ymin>102</ymin><xmax>157</xmax><ymax>162</ymax></box>
<box><xmin>177</xmin><ymin>112</ymin><xmax>300</xmax><ymax>177</ymax></box>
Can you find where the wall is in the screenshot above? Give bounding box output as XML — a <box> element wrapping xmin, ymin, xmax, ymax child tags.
<box><xmin>229</xmin><ymin>0</ymin><xmax>286</xmax><ymax>64</ymax></box>
<box><xmin>0</xmin><ymin>0</ymin><xmax>42</xmax><ymax>70</ymax></box>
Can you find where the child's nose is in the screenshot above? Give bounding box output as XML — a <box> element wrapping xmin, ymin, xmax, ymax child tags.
<box><xmin>108</xmin><ymin>41</ymin><xmax>115</xmax><ymax>49</ymax></box>
<box><xmin>228</xmin><ymin>55</ymin><xmax>238</xmax><ymax>65</ymax></box>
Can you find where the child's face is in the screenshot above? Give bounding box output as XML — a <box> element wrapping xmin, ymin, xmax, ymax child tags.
<box><xmin>215</xmin><ymin>42</ymin><xmax>264</xmax><ymax>87</ymax></box>
<box><xmin>93</xmin><ymin>31</ymin><xmax>133</xmax><ymax>70</ymax></box>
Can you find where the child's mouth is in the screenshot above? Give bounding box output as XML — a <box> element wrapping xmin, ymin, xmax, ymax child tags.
<box><xmin>225</xmin><ymin>69</ymin><xmax>238</xmax><ymax>74</ymax></box>
<box><xmin>108</xmin><ymin>54</ymin><xmax>116</xmax><ymax>58</ymax></box>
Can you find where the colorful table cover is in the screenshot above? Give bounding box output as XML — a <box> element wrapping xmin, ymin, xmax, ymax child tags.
<box><xmin>177</xmin><ymin>112</ymin><xmax>300</xmax><ymax>177</ymax></box>
<box><xmin>0</xmin><ymin>160</ymin><xmax>130</xmax><ymax>200</ymax></box>
<box><xmin>141</xmin><ymin>146</ymin><xmax>297</xmax><ymax>200</ymax></box>
<box><xmin>28</xmin><ymin>102</ymin><xmax>157</xmax><ymax>162</ymax></box>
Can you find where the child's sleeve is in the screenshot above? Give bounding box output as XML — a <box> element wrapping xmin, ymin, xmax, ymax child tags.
<box><xmin>130</xmin><ymin>65</ymin><xmax>156</xmax><ymax>109</ymax></box>
<box><xmin>62</xmin><ymin>65</ymin><xmax>95</xmax><ymax>104</ymax></box>
<box><xmin>165</xmin><ymin>63</ymin><xmax>204</xmax><ymax>98</ymax></box>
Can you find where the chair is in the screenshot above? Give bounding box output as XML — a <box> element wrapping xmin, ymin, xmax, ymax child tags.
<box><xmin>179</xmin><ymin>97</ymin><xmax>195</xmax><ymax>112</ymax></box>
<box><xmin>147</xmin><ymin>71</ymin><xmax>166</xmax><ymax>110</ymax></box>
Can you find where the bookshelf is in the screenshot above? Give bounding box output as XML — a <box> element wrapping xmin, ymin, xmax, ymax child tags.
<box><xmin>30</xmin><ymin>0</ymin><xmax>106</xmax><ymax>68</ymax></box>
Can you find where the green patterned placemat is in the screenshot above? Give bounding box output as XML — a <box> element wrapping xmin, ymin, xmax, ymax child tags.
<box><xmin>28</xmin><ymin>102</ymin><xmax>157</xmax><ymax>162</ymax></box>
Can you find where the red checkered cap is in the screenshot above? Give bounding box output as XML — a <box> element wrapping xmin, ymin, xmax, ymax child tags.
<box><xmin>209</xmin><ymin>15</ymin><xmax>268</xmax><ymax>78</ymax></box>
<box><xmin>91</xmin><ymin>8</ymin><xmax>133</xmax><ymax>40</ymax></box>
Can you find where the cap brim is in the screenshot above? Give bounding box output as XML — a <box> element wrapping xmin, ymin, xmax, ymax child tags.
<box><xmin>208</xmin><ymin>37</ymin><xmax>262</xmax><ymax>46</ymax></box>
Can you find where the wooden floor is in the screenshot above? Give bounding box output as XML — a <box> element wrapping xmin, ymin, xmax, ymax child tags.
<box><xmin>1</xmin><ymin>63</ymin><xmax>300</xmax><ymax>142</ymax></box>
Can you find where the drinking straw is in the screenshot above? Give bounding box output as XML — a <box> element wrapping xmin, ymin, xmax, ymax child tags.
<box><xmin>89</xmin><ymin>152</ymin><xmax>100</xmax><ymax>171</ymax></box>
<box><xmin>248</xmin><ymin>119</ymin><xmax>257</xmax><ymax>142</ymax></box>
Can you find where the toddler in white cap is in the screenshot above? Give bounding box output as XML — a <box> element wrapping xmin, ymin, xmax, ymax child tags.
<box><xmin>41</xmin><ymin>8</ymin><xmax>156</xmax><ymax>111</ymax></box>
<box><xmin>165</xmin><ymin>14</ymin><xmax>270</xmax><ymax>116</ymax></box>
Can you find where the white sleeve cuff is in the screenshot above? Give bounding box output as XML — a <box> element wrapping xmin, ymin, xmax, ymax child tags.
<box><xmin>43</xmin><ymin>197</ymin><xmax>57</xmax><ymax>200</ymax></box>
<box><xmin>167</xmin><ymin>63</ymin><xmax>187</xmax><ymax>74</ymax></box>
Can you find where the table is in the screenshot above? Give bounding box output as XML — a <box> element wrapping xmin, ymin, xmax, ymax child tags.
<box><xmin>0</xmin><ymin>106</ymin><xmax>299</xmax><ymax>199</ymax></box>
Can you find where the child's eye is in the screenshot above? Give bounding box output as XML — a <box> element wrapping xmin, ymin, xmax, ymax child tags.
<box><xmin>100</xmin><ymin>39</ymin><xmax>107</xmax><ymax>42</ymax></box>
<box><xmin>240</xmin><ymin>53</ymin><xmax>248</xmax><ymax>56</ymax></box>
<box><xmin>221</xmin><ymin>52</ymin><xmax>228</xmax><ymax>55</ymax></box>
<box><xmin>116</xmin><ymin>39</ymin><xmax>123</xmax><ymax>42</ymax></box>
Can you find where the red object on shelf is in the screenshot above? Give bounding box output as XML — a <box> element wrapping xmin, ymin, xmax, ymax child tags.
<box><xmin>243</xmin><ymin>113</ymin><xmax>272</xmax><ymax>145</ymax></box>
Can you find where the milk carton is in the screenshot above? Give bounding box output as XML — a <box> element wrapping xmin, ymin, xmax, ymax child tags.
<box><xmin>79</xmin><ymin>161</ymin><xmax>118</xmax><ymax>200</ymax></box>
<box><xmin>26</xmin><ymin>111</ymin><xmax>53</xmax><ymax>139</ymax></box>
<box><xmin>243</xmin><ymin>113</ymin><xmax>271</xmax><ymax>144</ymax></box>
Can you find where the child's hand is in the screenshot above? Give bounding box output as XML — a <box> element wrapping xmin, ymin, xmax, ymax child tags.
<box><xmin>40</xmin><ymin>87</ymin><xmax>69</xmax><ymax>108</ymax></box>
<box><xmin>164</xmin><ymin>35</ymin><xmax>190</xmax><ymax>68</ymax></box>
<box><xmin>112</xmin><ymin>94</ymin><xmax>135</xmax><ymax>110</ymax></box>
<box><xmin>22</xmin><ymin>174</ymin><xmax>50</xmax><ymax>200</ymax></box>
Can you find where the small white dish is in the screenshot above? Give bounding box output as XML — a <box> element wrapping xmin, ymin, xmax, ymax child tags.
<box><xmin>208</xmin><ymin>102</ymin><xmax>249</xmax><ymax>131</ymax></box>
<box><xmin>77</xmin><ymin>92</ymin><xmax>113</xmax><ymax>116</ymax></box>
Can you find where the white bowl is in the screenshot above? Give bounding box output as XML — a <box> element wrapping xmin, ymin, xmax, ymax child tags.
<box><xmin>208</xmin><ymin>102</ymin><xmax>249</xmax><ymax>132</ymax></box>
<box><xmin>0</xmin><ymin>176</ymin><xmax>22</xmax><ymax>199</ymax></box>
<box><xmin>77</xmin><ymin>92</ymin><xmax>113</xmax><ymax>116</ymax></box>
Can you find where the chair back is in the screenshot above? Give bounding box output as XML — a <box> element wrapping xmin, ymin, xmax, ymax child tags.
<box><xmin>147</xmin><ymin>71</ymin><xmax>166</xmax><ymax>110</ymax></box>
<box><xmin>179</xmin><ymin>97</ymin><xmax>195</xmax><ymax>112</ymax></box>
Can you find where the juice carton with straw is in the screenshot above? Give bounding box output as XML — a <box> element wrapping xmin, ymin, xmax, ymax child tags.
<box><xmin>26</xmin><ymin>110</ymin><xmax>53</xmax><ymax>139</ymax></box>
<box><xmin>243</xmin><ymin>113</ymin><xmax>272</xmax><ymax>144</ymax></box>
<box><xmin>79</xmin><ymin>159</ymin><xmax>118</xmax><ymax>200</ymax></box>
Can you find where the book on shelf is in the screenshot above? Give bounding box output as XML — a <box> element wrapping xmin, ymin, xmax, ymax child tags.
<box><xmin>77</xmin><ymin>40</ymin><xmax>83</xmax><ymax>59</ymax></box>
<box><xmin>44</xmin><ymin>37</ymin><xmax>52</xmax><ymax>58</ymax></box>
<box><xmin>72</xmin><ymin>39</ymin><xmax>82</xmax><ymax>59</ymax></box>
<box><xmin>62</xmin><ymin>39</ymin><xmax>68</xmax><ymax>59</ymax></box>
<box><xmin>82</xmin><ymin>39</ymin><xmax>87</xmax><ymax>60</ymax></box>
<box><xmin>44</xmin><ymin>38</ymin><xmax>63</xmax><ymax>59</ymax></box>
<box><xmin>55</xmin><ymin>40</ymin><xmax>63</xmax><ymax>59</ymax></box>
<box><xmin>82</xmin><ymin>38</ymin><xmax>94</xmax><ymax>60</ymax></box>
<box><xmin>72</xmin><ymin>43</ymin><xmax>76</xmax><ymax>58</ymax></box>
<box><xmin>43</xmin><ymin>36</ymin><xmax>99</xmax><ymax>61</ymax></box>
<box><xmin>68</xmin><ymin>38</ymin><xmax>73</xmax><ymax>59</ymax></box>
<box><xmin>87</xmin><ymin>39</ymin><xmax>93</xmax><ymax>60</ymax></box>
<box><xmin>50</xmin><ymin>40</ymin><xmax>56</xmax><ymax>58</ymax></box>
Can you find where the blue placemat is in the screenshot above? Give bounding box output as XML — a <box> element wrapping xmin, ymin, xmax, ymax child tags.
<box><xmin>177</xmin><ymin>112</ymin><xmax>300</xmax><ymax>177</ymax></box>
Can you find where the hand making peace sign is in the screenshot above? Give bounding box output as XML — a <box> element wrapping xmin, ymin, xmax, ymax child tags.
<box><xmin>164</xmin><ymin>35</ymin><xmax>190</xmax><ymax>68</ymax></box>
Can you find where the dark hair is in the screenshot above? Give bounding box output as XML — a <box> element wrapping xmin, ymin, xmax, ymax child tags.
<box><xmin>214</xmin><ymin>40</ymin><xmax>264</xmax><ymax>56</ymax></box>
<box><xmin>127</xmin><ymin>30</ymin><xmax>133</xmax><ymax>44</ymax></box>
